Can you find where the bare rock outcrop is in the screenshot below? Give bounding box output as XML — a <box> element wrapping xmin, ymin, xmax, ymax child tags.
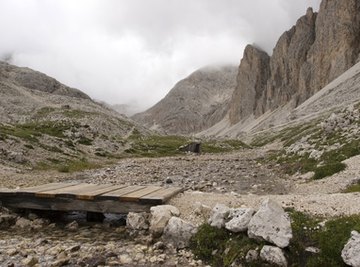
<box><xmin>228</xmin><ymin>45</ymin><xmax>270</xmax><ymax>124</ymax></box>
<box><xmin>229</xmin><ymin>0</ymin><xmax>360</xmax><ymax>125</ymax></box>
<box><xmin>133</xmin><ymin>65</ymin><xmax>237</xmax><ymax>134</ymax></box>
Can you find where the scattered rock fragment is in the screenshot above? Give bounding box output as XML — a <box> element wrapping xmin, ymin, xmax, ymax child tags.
<box><xmin>260</xmin><ymin>245</ymin><xmax>287</xmax><ymax>267</ymax></box>
<box><xmin>126</xmin><ymin>212</ymin><xmax>149</xmax><ymax>231</ymax></box>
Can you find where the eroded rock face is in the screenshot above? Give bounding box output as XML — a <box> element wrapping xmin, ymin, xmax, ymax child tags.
<box><xmin>229</xmin><ymin>0</ymin><xmax>360</xmax><ymax>125</ymax></box>
<box><xmin>229</xmin><ymin>45</ymin><xmax>270</xmax><ymax>124</ymax></box>
<box><xmin>248</xmin><ymin>199</ymin><xmax>292</xmax><ymax>248</ymax></box>
<box><xmin>342</xmin><ymin>230</ymin><xmax>360</xmax><ymax>267</ymax></box>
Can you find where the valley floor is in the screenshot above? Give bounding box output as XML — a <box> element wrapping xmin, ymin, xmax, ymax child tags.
<box><xmin>0</xmin><ymin>145</ymin><xmax>359</xmax><ymax>265</ymax></box>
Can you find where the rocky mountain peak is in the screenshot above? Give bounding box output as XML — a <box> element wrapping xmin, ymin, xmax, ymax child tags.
<box><xmin>133</xmin><ymin>65</ymin><xmax>237</xmax><ymax>135</ymax></box>
<box><xmin>229</xmin><ymin>0</ymin><xmax>360</xmax><ymax>125</ymax></box>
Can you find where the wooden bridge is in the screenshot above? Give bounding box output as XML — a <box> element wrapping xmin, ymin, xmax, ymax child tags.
<box><xmin>0</xmin><ymin>183</ymin><xmax>182</xmax><ymax>215</ymax></box>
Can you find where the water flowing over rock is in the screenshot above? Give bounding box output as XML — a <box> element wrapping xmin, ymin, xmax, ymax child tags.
<box><xmin>248</xmin><ymin>199</ymin><xmax>292</xmax><ymax>248</ymax></box>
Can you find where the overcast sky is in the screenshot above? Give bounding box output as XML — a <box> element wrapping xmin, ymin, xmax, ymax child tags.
<box><xmin>0</xmin><ymin>0</ymin><xmax>321</xmax><ymax>113</ymax></box>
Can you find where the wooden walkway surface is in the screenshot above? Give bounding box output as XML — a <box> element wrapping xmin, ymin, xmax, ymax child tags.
<box><xmin>0</xmin><ymin>183</ymin><xmax>182</xmax><ymax>214</ymax></box>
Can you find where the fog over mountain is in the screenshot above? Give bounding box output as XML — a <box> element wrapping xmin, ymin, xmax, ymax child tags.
<box><xmin>0</xmin><ymin>0</ymin><xmax>320</xmax><ymax>112</ymax></box>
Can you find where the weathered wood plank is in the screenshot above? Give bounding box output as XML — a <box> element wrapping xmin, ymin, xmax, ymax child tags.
<box><xmin>139</xmin><ymin>187</ymin><xmax>183</xmax><ymax>205</ymax></box>
<box><xmin>120</xmin><ymin>186</ymin><xmax>163</xmax><ymax>202</ymax></box>
<box><xmin>35</xmin><ymin>183</ymin><xmax>100</xmax><ymax>198</ymax></box>
<box><xmin>76</xmin><ymin>185</ymin><xmax>128</xmax><ymax>200</ymax></box>
<box><xmin>21</xmin><ymin>183</ymin><xmax>78</xmax><ymax>192</ymax></box>
<box><xmin>0</xmin><ymin>183</ymin><xmax>79</xmax><ymax>196</ymax></box>
<box><xmin>98</xmin><ymin>186</ymin><xmax>145</xmax><ymax>200</ymax></box>
<box><xmin>0</xmin><ymin>196</ymin><xmax>152</xmax><ymax>214</ymax></box>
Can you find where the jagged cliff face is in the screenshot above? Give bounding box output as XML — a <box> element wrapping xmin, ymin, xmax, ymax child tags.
<box><xmin>133</xmin><ymin>66</ymin><xmax>237</xmax><ymax>135</ymax></box>
<box><xmin>229</xmin><ymin>0</ymin><xmax>360</xmax><ymax>125</ymax></box>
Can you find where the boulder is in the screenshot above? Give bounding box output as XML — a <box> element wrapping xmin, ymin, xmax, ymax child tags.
<box><xmin>260</xmin><ymin>245</ymin><xmax>287</xmax><ymax>267</ymax></box>
<box><xmin>162</xmin><ymin>217</ymin><xmax>197</xmax><ymax>249</ymax></box>
<box><xmin>208</xmin><ymin>203</ymin><xmax>230</xmax><ymax>229</ymax></box>
<box><xmin>149</xmin><ymin>205</ymin><xmax>180</xmax><ymax>236</ymax></box>
<box><xmin>225</xmin><ymin>208</ymin><xmax>255</xmax><ymax>232</ymax></box>
<box><xmin>248</xmin><ymin>199</ymin><xmax>292</xmax><ymax>248</ymax></box>
<box><xmin>126</xmin><ymin>212</ymin><xmax>149</xmax><ymax>230</ymax></box>
<box><xmin>342</xmin><ymin>230</ymin><xmax>360</xmax><ymax>267</ymax></box>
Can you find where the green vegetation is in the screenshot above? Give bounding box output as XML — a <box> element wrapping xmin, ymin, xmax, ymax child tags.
<box><xmin>36</xmin><ymin>158</ymin><xmax>102</xmax><ymax>173</ymax></box>
<box><xmin>343</xmin><ymin>180</ymin><xmax>360</xmax><ymax>193</ymax></box>
<box><xmin>190</xmin><ymin>211</ymin><xmax>360</xmax><ymax>267</ymax></box>
<box><xmin>189</xmin><ymin>224</ymin><xmax>262</xmax><ymax>267</ymax></box>
<box><xmin>124</xmin><ymin>134</ymin><xmax>250</xmax><ymax>158</ymax></box>
<box><xmin>0</xmin><ymin>121</ymin><xmax>75</xmax><ymax>142</ymax></box>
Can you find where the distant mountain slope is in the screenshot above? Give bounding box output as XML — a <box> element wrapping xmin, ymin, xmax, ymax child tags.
<box><xmin>200</xmin><ymin>61</ymin><xmax>360</xmax><ymax>137</ymax></box>
<box><xmin>133</xmin><ymin>65</ymin><xmax>237</xmax><ymax>135</ymax></box>
<box><xmin>0</xmin><ymin>61</ymin><xmax>146</xmax><ymax>169</ymax></box>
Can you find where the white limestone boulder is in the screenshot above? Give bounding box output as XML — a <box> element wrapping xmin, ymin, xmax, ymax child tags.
<box><xmin>248</xmin><ymin>199</ymin><xmax>292</xmax><ymax>248</ymax></box>
<box><xmin>225</xmin><ymin>208</ymin><xmax>255</xmax><ymax>232</ymax></box>
<box><xmin>208</xmin><ymin>203</ymin><xmax>230</xmax><ymax>229</ymax></box>
<box><xmin>149</xmin><ymin>205</ymin><xmax>180</xmax><ymax>236</ymax></box>
<box><xmin>342</xmin><ymin>230</ymin><xmax>360</xmax><ymax>267</ymax></box>
<box><xmin>163</xmin><ymin>217</ymin><xmax>197</xmax><ymax>249</ymax></box>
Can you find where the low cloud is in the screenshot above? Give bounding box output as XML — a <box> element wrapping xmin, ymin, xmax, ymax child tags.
<box><xmin>0</xmin><ymin>0</ymin><xmax>321</xmax><ymax>112</ymax></box>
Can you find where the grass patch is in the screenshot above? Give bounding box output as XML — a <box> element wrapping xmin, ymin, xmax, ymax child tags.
<box><xmin>125</xmin><ymin>135</ymin><xmax>189</xmax><ymax>157</ymax></box>
<box><xmin>189</xmin><ymin>224</ymin><xmax>262</xmax><ymax>267</ymax></box>
<box><xmin>77</xmin><ymin>136</ymin><xmax>93</xmax><ymax>146</ymax></box>
<box><xmin>190</xmin><ymin>212</ymin><xmax>360</xmax><ymax>267</ymax></box>
<box><xmin>0</xmin><ymin>121</ymin><xmax>75</xmax><ymax>142</ymax></box>
<box><xmin>313</xmin><ymin>162</ymin><xmax>346</xmax><ymax>180</ymax></box>
<box><xmin>35</xmin><ymin>158</ymin><xmax>102</xmax><ymax>173</ymax></box>
<box><xmin>202</xmin><ymin>139</ymin><xmax>250</xmax><ymax>153</ymax></box>
<box><xmin>343</xmin><ymin>180</ymin><xmax>360</xmax><ymax>193</ymax></box>
<box><xmin>125</xmin><ymin>135</ymin><xmax>250</xmax><ymax>158</ymax></box>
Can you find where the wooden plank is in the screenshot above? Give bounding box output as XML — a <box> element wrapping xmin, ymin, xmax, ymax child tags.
<box><xmin>20</xmin><ymin>183</ymin><xmax>78</xmax><ymax>193</ymax></box>
<box><xmin>76</xmin><ymin>185</ymin><xmax>128</xmax><ymax>200</ymax></box>
<box><xmin>35</xmin><ymin>183</ymin><xmax>101</xmax><ymax>198</ymax></box>
<box><xmin>98</xmin><ymin>186</ymin><xmax>145</xmax><ymax>200</ymax></box>
<box><xmin>120</xmin><ymin>186</ymin><xmax>163</xmax><ymax>202</ymax></box>
<box><xmin>139</xmin><ymin>187</ymin><xmax>183</xmax><ymax>205</ymax></box>
<box><xmin>0</xmin><ymin>183</ymin><xmax>78</xmax><ymax>197</ymax></box>
<box><xmin>0</xmin><ymin>196</ymin><xmax>152</xmax><ymax>214</ymax></box>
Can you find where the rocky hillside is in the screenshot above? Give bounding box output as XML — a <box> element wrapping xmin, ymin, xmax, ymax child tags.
<box><xmin>133</xmin><ymin>66</ymin><xmax>237</xmax><ymax>135</ymax></box>
<box><xmin>0</xmin><ymin>61</ymin><xmax>146</xmax><ymax>170</ymax></box>
<box><xmin>229</xmin><ymin>0</ymin><xmax>360</xmax><ymax>125</ymax></box>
